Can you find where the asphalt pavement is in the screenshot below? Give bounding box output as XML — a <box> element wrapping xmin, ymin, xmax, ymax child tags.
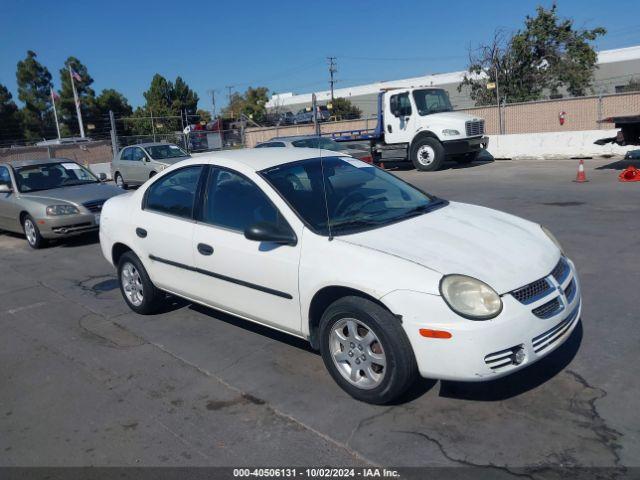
<box><xmin>1</xmin><ymin>156</ymin><xmax>639</xmax><ymax>474</ymax></box>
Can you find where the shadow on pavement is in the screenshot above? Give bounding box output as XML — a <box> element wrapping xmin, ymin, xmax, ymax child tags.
<box><xmin>438</xmin><ymin>320</ymin><xmax>583</xmax><ymax>402</ymax></box>
<box><xmin>188</xmin><ymin>302</ymin><xmax>315</xmax><ymax>353</ymax></box>
<box><xmin>595</xmin><ymin>158</ymin><xmax>639</xmax><ymax>171</ymax></box>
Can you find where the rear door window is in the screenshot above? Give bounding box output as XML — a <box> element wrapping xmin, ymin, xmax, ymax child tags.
<box><xmin>144</xmin><ymin>166</ymin><xmax>203</xmax><ymax>219</ymax></box>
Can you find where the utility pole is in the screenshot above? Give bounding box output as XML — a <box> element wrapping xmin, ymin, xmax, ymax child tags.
<box><xmin>494</xmin><ymin>63</ymin><xmax>503</xmax><ymax>135</ymax></box>
<box><xmin>327</xmin><ymin>57</ymin><xmax>337</xmax><ymax>102</ymax></box>
<box><xmin>206</xmin><ymin>89</ymin><xmax>217</xmax><ymax>118</ymax></box>
<box><xmin>109</xmin><ymin>110</ymin><xmax>118</xmax><ymax>157</ymax></box>
<box><xmin>225</xmin><ymin>85</ymin><xmax>235</xmax><ymax>118</ymax></box>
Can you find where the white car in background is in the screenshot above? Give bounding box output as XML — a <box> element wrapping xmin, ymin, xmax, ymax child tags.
<box><xmin>99</xmin><ymin>148</ymin><xmax>581</xmax><ymax>404</ymax></box>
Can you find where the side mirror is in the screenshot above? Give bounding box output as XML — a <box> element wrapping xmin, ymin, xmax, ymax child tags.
<box><xmin>0</xmin><ymin>183</ymin><xmax>12</xmax><ymax>193</ymax></box>
<box><xmin>98</xmin><ymin>173</ymin><xmax>107</xmax><ymax>182</ymax></box>
<box><xmin>244</xmin><ymin>221</ymin><xmax>297</xmax><ymax>246</ymax></box>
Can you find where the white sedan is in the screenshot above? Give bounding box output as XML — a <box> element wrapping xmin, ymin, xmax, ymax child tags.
<box><xmin>99</xmin><ymin>148</ymin><xmax>581</xmax><ymax>404</ymax></box>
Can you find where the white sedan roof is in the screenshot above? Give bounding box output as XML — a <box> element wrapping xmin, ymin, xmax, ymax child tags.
<box><xmin>191</xmin><ymin>147</ymin><xmax>346</xmax><ymax>171</ymax></box>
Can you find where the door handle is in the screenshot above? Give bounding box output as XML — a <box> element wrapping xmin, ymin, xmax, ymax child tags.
<box><xmin>387</xmin><ymin>125</ymin><xmax>392</xmax><ymax>133</ymax></box>
<box><xmin>197</xmin><ymin>243</ymin><xmax>214</xmax><ymax>256</ymax></box>
<box><xmin>136</xmin><ymin>227</ymin><xmax>147</xmax><ymax>238</ymax></box>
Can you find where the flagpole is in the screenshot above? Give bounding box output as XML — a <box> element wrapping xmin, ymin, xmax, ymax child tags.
<box><xmin>50</xmin><ymin>87</ymin><xmax>61</xmax><ymax>139</ymax></box>
<box><xmin>68</xmin><ymin>65</ymin><xmax>85</xmax><ymax>138</ymax></box>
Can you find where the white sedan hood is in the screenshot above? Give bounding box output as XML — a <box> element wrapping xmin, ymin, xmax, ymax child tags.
<box><xmin>338</xmin><ymin>201</ymin><xmax>559</xmax><ymax>294</ymax></box>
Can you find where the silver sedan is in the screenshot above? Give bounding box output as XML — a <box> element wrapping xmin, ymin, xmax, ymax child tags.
<box><xmin>0</xmin><ymin>158</ymin><xmax>124</xmax><ymax>248</ymax></box>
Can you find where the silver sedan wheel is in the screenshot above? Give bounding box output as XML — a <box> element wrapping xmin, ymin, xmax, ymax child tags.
<box><xmin>417</xmin><ymin>144</ymin><xmax>436</xmax><ymax>166</ymax></box>
<box><xmin>329</xmin><ymin>318</ymin><xmax>387</xmax><ymax>390</ymax></box>
<box><xmin>115</xmin><ymin>174</ymin><xmax>124</xmax><ymax>188</ymax></box>
<box><xmin>24</xmin><ymin>218</ymin><xmax>37</xmax><ymax>246</ymax></box>
<box><xmin>121</xmin><ymin>262</ymin><xmax>144</xmax><ymax>307</ymax></box>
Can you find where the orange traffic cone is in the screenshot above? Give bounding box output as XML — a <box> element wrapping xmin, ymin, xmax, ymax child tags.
<box><xmin>619</xmin><ymin>165</ymin><xmax>640</xmax><ymax>182</ymax></box>
<box><xmin>573</xmin><ymin>159</ymin><xmax>588</xmax><ymax>183</ymax></box>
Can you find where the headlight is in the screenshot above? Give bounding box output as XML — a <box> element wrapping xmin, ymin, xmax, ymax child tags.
<box><xmin>46</xmin><ymin>205</ymin><xmax>79</xmax><ymax>216</ymax></box>
<box><xmin>442</xmin><ymin>129</ymin><xmax>460</xmax><ymax>136</ymax></box>
<box><xmin>440</xmin><ymin>275</ymin><xmax>502</xmax><ymax>320</ymax></box>
<box><xmin>541</xmin><ymin>225</ymin><xmax>563</xmax><ymax>253</ymax></box>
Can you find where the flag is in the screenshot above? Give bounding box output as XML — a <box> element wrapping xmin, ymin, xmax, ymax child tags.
<box><xmin>71</xmin><ymin>69</ymin><xmax>82</xmax><ymax>82</ymax></box>
<box><xmin>50</xmin><ymin>87</ymin><xmax>59</xmax><ymax>101</ymax></box>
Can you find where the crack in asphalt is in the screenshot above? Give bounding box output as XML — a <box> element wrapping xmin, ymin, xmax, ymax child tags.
<box><xmin>564</xmin><ymin>370</ymin><xmax>624</xmax><ymax>468</ymax></box>
<box><xmin>345</xmin><ymin>406</ymin><xmax>395</xmax><ymax>448</ymax></box>
<box><xmin>395</xmin><ymin>429</ymin><xmax>537</xmax><ymax>478</ymax></box>
<box><xmin>148</xmin><ymin>340</ymin><xmax>377</xmax><ymax>467</ymax></box>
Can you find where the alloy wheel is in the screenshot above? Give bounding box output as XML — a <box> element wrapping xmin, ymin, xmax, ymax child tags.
<box><xmin>24</xmin><ymin>219</ymin><xmax>37</xmax><ymax>246</ymax></box>
<box><xmin>121</xmin><ymin>262</ymin><xmax>144</xmax><ymax>307</ymax></box>
<box><xmin>329</xmin><ymin>318</ymin><xmax>387</xmax><ymax>390</ymax></box>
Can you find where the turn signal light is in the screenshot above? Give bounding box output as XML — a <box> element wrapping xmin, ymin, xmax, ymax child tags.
<box><xmin>419</xmin><ymin>328</ymin><xmax>452</xmax><ymax>339</ymax></box>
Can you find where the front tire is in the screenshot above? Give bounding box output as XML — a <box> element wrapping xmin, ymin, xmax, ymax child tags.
<box><xmin>410</xmin><ymin>136</ymin><xmax>445</xmax><ymax>171</ymax></box>
<box><xmin>23</xmin><ymin>214</ymin><xmax>46</xmax><ymax>249</ymax></box>
<box><xmin>118</xmin><ymin>251</ymin><xmax>162</xmax><ymax>314</ymax></box>
<box><xmin>319</xmin><ymin>296</ymin><xmax>418</xmax><ymax>404</ymax></box>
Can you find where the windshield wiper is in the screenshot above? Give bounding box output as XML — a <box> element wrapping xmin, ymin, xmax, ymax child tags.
<box><xmin>330</xmin><ymin>218</ymin><xmax>381</xmax><ymax>232</ymax></box>
<box><xmin>402</xmin><ymin>199</ymin><xmax>446</xmax><ymax>218</ymax></box>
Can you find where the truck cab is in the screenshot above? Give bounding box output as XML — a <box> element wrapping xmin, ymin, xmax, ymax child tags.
<box><xmin>378</xmin><ymin>87</ymin><xmax>488</xmax><ymax>171</ymax></box>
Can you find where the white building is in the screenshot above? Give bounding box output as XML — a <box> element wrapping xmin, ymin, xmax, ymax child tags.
<box><xmin>266</xmin><ymin>45</ymin><xmax>640</xmax><ymax>117</ymax></box>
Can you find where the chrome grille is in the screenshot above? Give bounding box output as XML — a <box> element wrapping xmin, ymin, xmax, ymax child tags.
<box><xmin>532</xmin><ymin>297</ymin><xmax>564</xmax><ymax>319</ymax></box>
<box><xmin>564</xmin><ymin>279</ymin><xmax>576</xmax><ymax>303</ymax></box>
<box><xmin>532</xmin><ymin>303</ymin><xmax>580</xmax><ymax>353</ymax></box>
<box><xmin>510</xmin><ymin>257</ymin><xmax>570</xmax><ymax>305</ymax></box>
<box><xmin>465</xmin><ymin>119</ymin><xmax>485</xmax><ymax>137</ymax></box>
<box><xmin>83</xmin><ymin>199</ymin><xmax>106</xmax><ymax>213</ymax></box>
<box><xmin>551</xmin><ymin>257</ymin><xmax>569</xmax><ymax>284</ymax></box>
<box><xmin>511</xmin><ymin>278</ymin><xmax>553</xmax><ymax>304</ymax></box>
<box><xmin>484</xmin><ymin>345</ymin><xmax>524</xmax><ymax>370</ymax></box>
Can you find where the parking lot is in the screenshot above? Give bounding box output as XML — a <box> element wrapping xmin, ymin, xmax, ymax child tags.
<box><xmin>1</xmin><ymin>157</ymin><xmax>639</xmax><ymax>473</ymax></box>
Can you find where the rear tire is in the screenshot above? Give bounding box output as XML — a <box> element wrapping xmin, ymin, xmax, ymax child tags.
<box><xmin>23</xmin><ymin>214</ymin><xmax>46</xmax><ymax>249</ymax></box>
<box><xmin>114</xmin><ymin>172</ymin><xmax>127</xmax><ymax>190</ymax></box>
<box><xmin>117</xmin><ymin>251</ymin><xmax>162</xmax><ymax>314</ymax></box>
<box><xmin>410</xmin><ymin>136</ymin><xmax>445</xmax><ymax>171</ymax></box>
<box><xmin>319</xmin><ymin>296</ymin><xmax>418</xmax><ymax>404</ymax></box>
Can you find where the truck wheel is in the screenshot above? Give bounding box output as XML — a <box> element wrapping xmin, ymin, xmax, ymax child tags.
<box><xmin>410</xmin><ymin>137</ymin><xmax>445</xmax><ymax>171</ymax></box>
<box><xmin>319</xmin><ymin>296</ymin><xmax>418</xmax><ymax>404</ymax></box>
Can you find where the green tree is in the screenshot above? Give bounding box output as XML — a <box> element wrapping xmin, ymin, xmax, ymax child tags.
<box><xmin>196</xmin><ymin>109</ymin><xmax>212</xmax><ymax>123</ymax></box>
<box><xmin>0</xmin><ymin>84</ymin><xmax>23</xmax><ymax>146</ymax></box>
<box><xmin>94</xmin><ymin>88</ymin><xmax>133</xmax><ymax>136</ymax></box>
<box><xmin>460</xmin><ymin>5</ymin><xmax>605</xmax><ymax>105</ymax></box>
<box><xmin>58</xmin><ymin>56</ymin><xmax>97</xmax><ymax>135</ymax></box>
<box><xmin>172</xmin><ymin>76</ymin><xmax>199</xmax><ymax>116</ymax></box>
<box><xmin>143</xmin><ymin>74</ymin><xmax>174</xmax><ymax>117</ymax></box>
<box><xmin>16</xmin><ymin>50</ymin><xmax>53</xmax><ymax>141</ymax></box>
<box><xmin>222</xmin><ymin>86</ymin><xmax>269</xmax><ymax>123</ymax></box>
<box><xmin>329</xmin><ymin>97</ymin><xmax>361</xmax><ymax>120</ymax></box>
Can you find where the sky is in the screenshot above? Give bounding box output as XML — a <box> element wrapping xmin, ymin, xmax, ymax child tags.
<box><xmin>2</xmin><ymin>0</ymin><xmax>639</xmax><ymax>111</ymax></box>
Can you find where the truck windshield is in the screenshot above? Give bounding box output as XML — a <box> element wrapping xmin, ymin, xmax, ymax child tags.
<box><xmin>261</xmin><ymin>156</ymin><xmax>444</xmax><ymax>236</ymax></box>
<box><xmin>412</xmin><ymin>89</ymin><xmax>453</xmax><ymax>115</ymax></box>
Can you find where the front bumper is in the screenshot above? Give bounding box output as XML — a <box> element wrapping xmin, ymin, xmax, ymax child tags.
<box><xmin>442</xmin><ymin>136</ymin><xmax>489</xmax><ymax>155</ymax></box>
<box><xmin>381</xmin><ymin>258</ymin><xmax>581</xmax><ymax>381</ymax></box>
<box><xmin>37</xmin><ymin>212</ymin><xmax>101</xmax><ymax>239</ymax></box>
